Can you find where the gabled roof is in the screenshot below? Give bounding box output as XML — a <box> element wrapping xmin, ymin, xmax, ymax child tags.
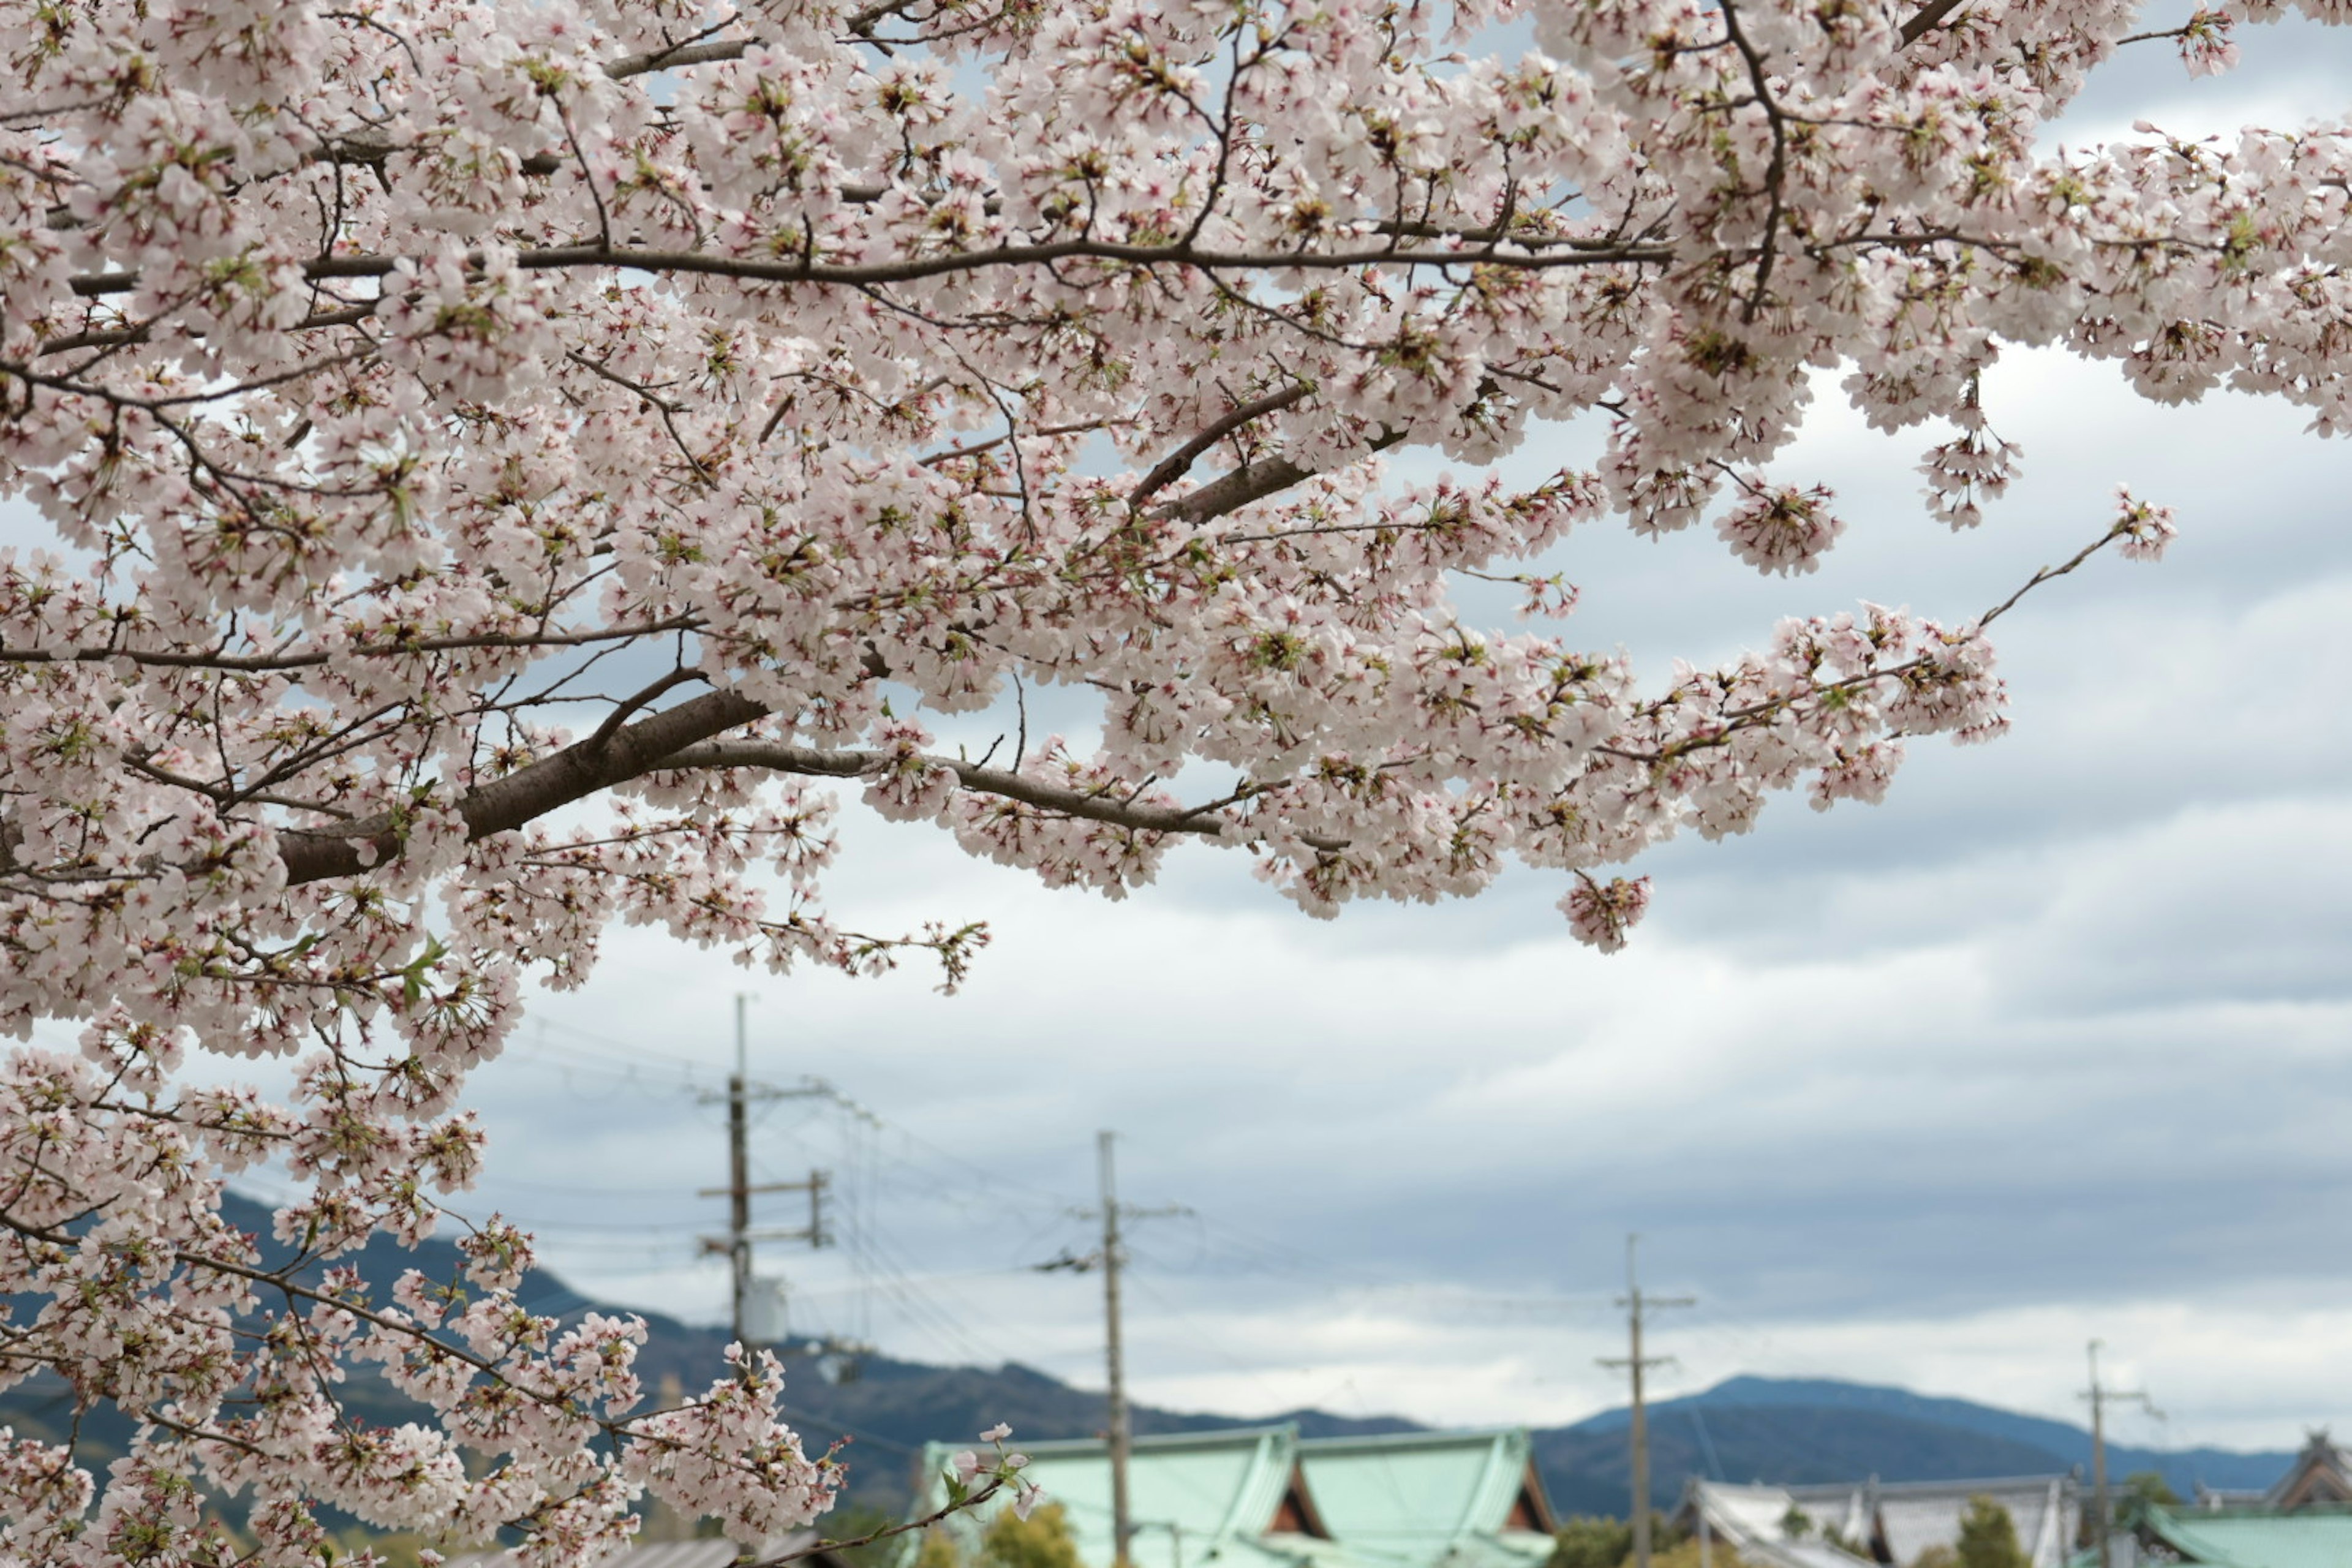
<box><xmin>911</xmin><ymin>1425</ymin><xmax>1343</xmax><ymax>1568</ymax></box>
<box><xmin>2142</xmin><ymin>1504</ymin><xmax>2352</xmax><ymax>1568</ymax></box>
<box><xmin>1781</xmin><ymin>1475</ymin><xmax>2080</xmax><ymax>1568</ymax></box>
<box><xmin>1688</xmin><ymin>1480</ymin><xmax>1880</xmax><ymax>1568</ymax></box>
<box><xmin>1693</xmin><ymin>1476</ymin><xmax>2079</xmax><ymax>1568</ymax></box>
<box><xmin>1297</xmin><ymin>1429</ymin><xmax>1557</xmax><ymax>1568</ymax></box>
<box><xmin>2265</xmin><ymin>1434</ymin><xmax>2352</xmax><ymax>1512</ymax></box>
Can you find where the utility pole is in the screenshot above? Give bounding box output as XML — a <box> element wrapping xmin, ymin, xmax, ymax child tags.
<box><xmin>2082</xmin><ymin>1340</ymin><xmax>2160</xmax><ymax>1568</ymax></box>
<box><xmin>1035</xmin><ymin>1133</ymin><xmax>1188</xmax><ymax>1568</ymax></box>
<box><xmin>1599</xmin><ymin>1235</ymin><xmax>1692</xmax><ymax>1568</ymax></box>
<box><xmin>728</xmin><ymin>994</ymin><xmax>750</xmax><ymax>1341</ymax></box>
<box><xmin>1101</xmin><ymin>1130</ymin><xmax>1134</xmax><ymax>1568</ymax></box>
<box><xmin>697</xmin><ymin>993</ymin><xmax>835</xmax><ymax>1346</ymax></box>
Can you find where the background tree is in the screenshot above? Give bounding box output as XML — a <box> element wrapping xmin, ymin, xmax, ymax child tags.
<box><xmin>979</xmin><ymin>1502</ymin><xmax>1084</xmax><ymax>1568</ymax></box>
<box><xmin>1954</xmin><ymin>1498</ymin><xmax>2029</xmax><ymax>1568</ymax></box>
<box><xmin>0</xmin><ymin>0</ymin><xmax>2343</xmax><ymax>1558</ymax></box>
<box><xmin>1635</xmin><ymin>1533</ymin><xmax>1738</xmax><ymax>1568</ymax></box>
<box><xmin>1822</xmin><ymin>1525</ymin><xmax>1870</xmax><ymax>1557</ymax></box>
<box><xmin>1551</xmin><ymin>1514</ymin><xmax>1691</xmax><ymax>1568</ymax></box>
<box><xmin>1551</xmin><ymin>1514</ymin><xmax>1638</xmax><ymax>1568</ymax></box>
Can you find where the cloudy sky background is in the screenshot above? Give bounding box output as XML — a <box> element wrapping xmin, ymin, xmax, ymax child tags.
<box><xmin>17</xmin><ymin>0</ymin><xmax>2352</xmax><ymax>1463</ymax></box>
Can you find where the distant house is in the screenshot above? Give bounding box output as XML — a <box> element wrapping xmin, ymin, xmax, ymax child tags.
<box><xmin>2124</xmin><ymin>1432</ymin><xmax>2352</xmax><ymax>1568</ymax></box>
<box><xmin>1684</xmin><ymin>1474</ymin><xmax>2079</xmax><ymax>1568</ymax></box>
<box><xmin>905</xmin><ymin>1425</ymin><xmax>1561</xmax><ymax>1568</ymax></box>
<box><xmin>2256</xmin><ymin>1431</ymin><xmax>2352</xmax><ymax>1512</ymax></box>
<box><xmin>2134</xmin><ymin>1504</ymin><xmax>2352</xmax><ymax>1568</ymax></box>
<box><xmin>1685</xmin><ymin>1480</ymin><xmax>1882</xmax><ymax>1568</ymax></box>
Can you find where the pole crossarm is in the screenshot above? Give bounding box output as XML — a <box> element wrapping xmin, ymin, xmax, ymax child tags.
<box><xmin>698</xmin><ymin>1179</ymin><xmax>827</xmax><ymax>1197</ymax></box>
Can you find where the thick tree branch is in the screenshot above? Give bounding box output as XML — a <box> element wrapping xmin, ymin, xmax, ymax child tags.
<box><xmin>277</xmin><ymin>688</ymin><xmax>765</xmax><ymax>885</ymax></box>
<box><xmin>604</xmin><ymin>37</ymin><xmax>762</xmax><ymax>78</ymax></box>
<box><xmin>1156</xmin><ymin>427</ymin><xmax>1408</xmax><ymax>526</ymax></box>
<box><xmin>66</xmin><ymin>236</ymin><xmax>1676</xmax><ymax>300</ymax></box>
<box><xmin>0</xmin><ymin>618</ymin><xmax>703</xmax><ymax>673</ymax></box>
<box><xmin>1899</xmin><ymin>0</ymin><xmax>1972</xmax><ymax>45</ymax></box>
<box><xmin>1129</xmin><ymin>385</ymin><xmax>1310</xmax><ymax>508</ymax></box>
<box><xmin>274</xmin><ymin>713</ymin><xmax>1348</xmax><ymax>891</ymax></box>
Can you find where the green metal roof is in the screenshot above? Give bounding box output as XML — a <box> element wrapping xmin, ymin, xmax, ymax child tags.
<box><xmin>911</xmin><ymin>1425</ymin><xmax>1346</xmax><ymax>1568</ymax></box>
<box><xmin>1295</xmin><ymin>1429</ymin><xmax>1556</xmax><ymax>1568</ymax></box>
<box><xmin>2141</xmin><ymin>1506</ymin><xmax>2352</xmax><ymax>1568</ymax></box>
<box><xmin>906</xmin><ymin>1427</ymin><xmax>1556</xmax><ymax>1568</ymax></box>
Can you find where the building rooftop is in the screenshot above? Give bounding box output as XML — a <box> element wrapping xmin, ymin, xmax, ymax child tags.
<box><xmin>2140</xmin><ymin>1503</ymin><xmax>2352</xmax><ymax>1568</ymax></box>
<box><xmin>908</xmin><ymin>1425</ymin><xmax>1559</xmax><ymax>1568</ymax></box>
<box><xmin>1296</xmin><ymin>1428</ymin><xmax>1556</xmax><ymax>1568</ymax></box>
<box><xmin>911</xmin><ymin>1425</ymin><xmax>1341</xmax><ymax>1568</ymax></box>
<box><xmin>1692</xmin><ymin>1474</ymin><xmax>2079</xmax><ymax>1568</ymax></box>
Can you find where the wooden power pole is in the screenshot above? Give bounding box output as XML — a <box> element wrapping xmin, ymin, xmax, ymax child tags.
<box><xmin>1032</xmin><ymin>1134</ymin><xmax>1185</xmax><ymax>1568</ymax></box>
<box><xmin>698</xmin><ymin>993</ymin><xmax>832</xmax><ymax>1346</ymax></box>
<box><xmin>2083</xmin><ymin>1340</ymin><xmax>2160</xmax><ymax>1568</ymax></box>
<box><xmin>1101</xmin><ymin>1130</ymin><xmax>1134</xmax><ymax>1568</ymax></box>
<box><xmin>1600</xmin><ymin>1235</ymin><xmax>1692</xmax><ymax>1568</ymax></box>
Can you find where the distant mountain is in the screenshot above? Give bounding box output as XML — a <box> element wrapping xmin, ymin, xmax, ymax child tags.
<box><xmin>1</xmin><ymin>1197</ymin><xmax>2294</xmax><ymax>1521</ymax></box>
<box><xmin>1547</xmin><ymin>1376</ymin><xmax>2294</xmax><ymax>1513</ymax></box>
<box><xmin>759</xmin><ymin>1355</ymin><xmax>1420</xmax><ymax>1503</ymax></box>
<box><xmin>0</xmin><ymin>1192</ymin><xmax>1416</xmax><ymax>1509</ymax></box>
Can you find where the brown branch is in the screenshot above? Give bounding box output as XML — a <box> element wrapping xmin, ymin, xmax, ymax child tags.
<box><xmin>1899</xmin><ymin>0</ymin><xmax>1972</xmax><ymax>45</ymax></box>
<box><xmin>582</xmin><ymin>667</ymin><xmax>705</xmax><ymax>753</ymax></box>
<box><xmin>660</xmin><ymin>741</ymin><xmax>1226</xmax><ymax>837</ymax></box>
<box><xmin>605</xmin><ymin>37</ymin><xmax>762</xmax><ymax>78</ymax></box>
<box><xmin>1129</xmin><ymin>384</ymin><xmax>1310</xmax><ymax>508</ymax></box>
<box><xmin>65</xmin><ymin>235</ymin><xmax>1676</xmax><ymax>300</ymax></box>
<box><xmin>0</xmin><ymin>617</ymin><xmax>703</xmax><ymax>673</ymax></box>
<box><xmin>1154</xmin><ymin>427</ymin><xmax>1407</xmax><ymax>526</ymax></box>
<box><xmin>37</xmin><ymin>304</ymin><xmax>379</xmax><ymax>358</ymax></box>
<box><xmin>1977</xmin><ymin>518</ymin><xmax>2135</xmax><ymax>627</ymax></box>
<box><xmin>277</xmin><ymin>688</ymin><xmax>765</xmax><ymax>885</ymax></box>
<box><xmin>659</xmin><ymin>741</ymin><xmax>1352</xmax><ymax>852</ymax></box>
<box><xmin>741</xmin><ymin>1480</ymin><xmax>1004</xmax><ymax>1568</ymax></box>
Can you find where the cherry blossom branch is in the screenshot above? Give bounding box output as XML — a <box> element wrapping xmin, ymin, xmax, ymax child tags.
<box><xmin>276</xmin><ymin>690</ymin><xmax>766</xmax><ymax>884</ymax></box>
<box><xmin>1129</xmin><ymin>384</ymin><xmax>1310</xmax><ymax>507</ymax></box>
<box><xmin>658</xmin><ymin>741</ymin><xmax>1267</xmax><ymax>839</ymax></box>
<box><xmin>0</xmin><ymin>618</ymin><xmax>703</xmax><ymax>672</ymax></box>
<box><xmin>1899</xmin><ymin>0</ymin><xmax>1973</xmax><ymax>43</ymax></box>
<box><xmin>63</xmin><ymin>234</ymin><xmax>1679</xmax><ymax>301</ymax></box>
<box><xmin>1156</xmin><ymin>429</ymin><xmax>1408</xmax><ymax>526</ymax></box>
<box><xmin>1977</xmin><ymin>515</ymin><xmax>2148</xmax><ymax>627</ymax></box>
<box><xmin>108</xmin><ymin>508</ymin><xmax>2147</xmax><ymax>898</ymax></box>
<box><xmin>741</xmin><ymin>1480</ymin><xmax>1006</xmax><ymax>1568</ymax></box>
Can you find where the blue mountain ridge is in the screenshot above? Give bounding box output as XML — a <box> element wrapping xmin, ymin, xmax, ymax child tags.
<box><xmin>6</xmin><ymin>1192</ymin><xmax>2293</xmax><ymax>1519</ymax></box>
<box><xmin>1544</xmin><ymin>1376</ymin><xmax>2291</xmax><ymax>1514</ymax></box>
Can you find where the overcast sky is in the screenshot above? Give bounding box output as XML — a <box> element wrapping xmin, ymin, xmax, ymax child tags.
<box><xmin>17</xmin><ymin>0</ymin><xmax>2352</xmax><ymax>1467</ymax></box>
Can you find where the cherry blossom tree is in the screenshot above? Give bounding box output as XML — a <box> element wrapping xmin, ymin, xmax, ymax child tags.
<box><xmin>0</xmin><ymin>0</ymin><xmax>2332</xmax><ymax>1556</ymax></box>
